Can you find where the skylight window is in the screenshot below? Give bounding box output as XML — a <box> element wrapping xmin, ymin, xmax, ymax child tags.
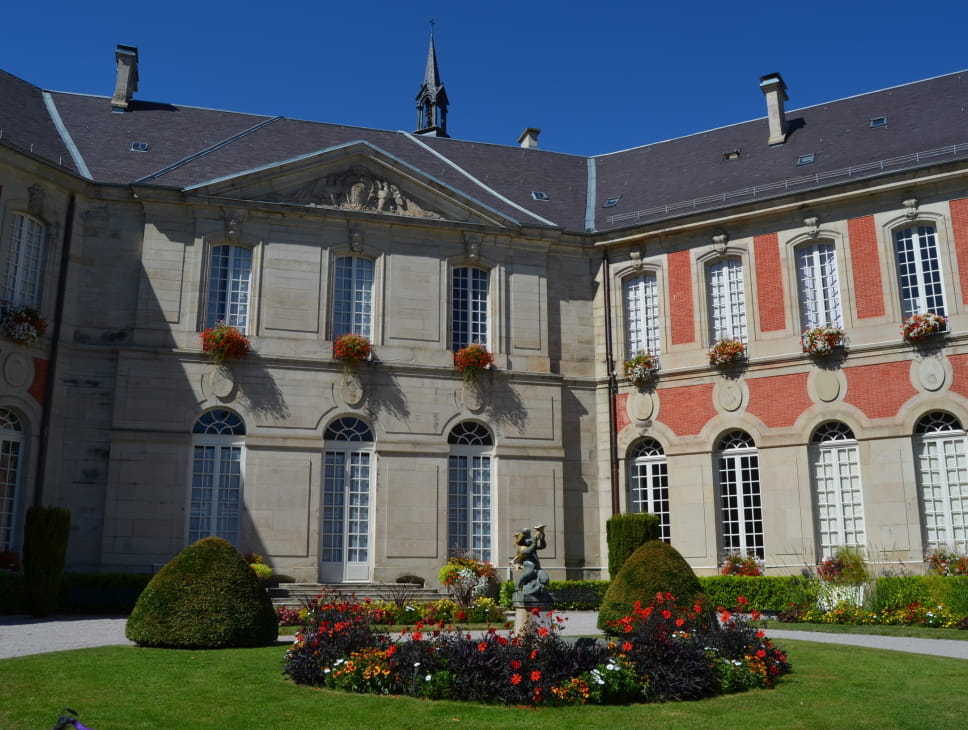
<box><xmin>869</xmin><ymin>116</ymin><xmax>888</xmax><ymax>128</ymax></box>
<box><xmin>130</xmin><ymin>142</ymin><xmax>150</xmax><ymax>152</ymax></box>
<box><xmin>796</xmin><ymin>153</ymin><xmax>815</xmax><ymax>166</ymax></box>
<box><xmin>722</xmin><ymin>150</ymin><xmax>741</xmax><ymax>161</ymax></box>
<box><xmin>531</xmin><ymin>191</ymin><xmax>549</xmax><ymax>201</ymax></box>
<box><xmin>602</xmin><ymin>196</ymin><xmax>622</xmax><ymax>208</ymax></box>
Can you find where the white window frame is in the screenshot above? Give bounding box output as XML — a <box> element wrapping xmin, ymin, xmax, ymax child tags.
<box><xmin>706</xmin><ymin>257</ymin><xmax>747</xmax><ymax>344</ymax></box>
<box><xmin>894</xmin><ymin>225</ymin><xmax>946</xmax><ymax>320</ymax></box>
<box><xmin>797</xmin><ymin>241</ymin><xmax>843</xmax><ymax>329</ymax></box>
<box><xmin>205</xmin><ymin>244</ymin><xmax>252</xmax><ymax>333</ymax></box>
<box><xmin>915</xmin><ymin>412</ymin><xmax>968</xmax><ymax>553</ymax></box>
<box><xmin>624</xmin><ymin>273</ymin><xmax>661</xmax><ymax>358</ymax></box>
<box><xmin>811</xmin><ymin>422</ymin><xmax>866</xmax><ymax>558</ymax></box>
<box><xmin>3</xmin><ymin>213</ymin><xmax>45</xmax><ymax>307</ymax></box>
<box><xmin>0</xmin><ymin>409</ymin><xmax>25</xmax><ymax>553</ymax></box>
<box><xmin>447</xmin><ymin>422</ymin><xmax>494</xmax><ymax>562</ymax></box>
<box><xmin>332</xmin><ymin>255</ymin><xmax>374</xmax><ymax>339</ymax></box>
<box><xmin>716</xmin><ymin>430</ymin><xmax>763</xmax><ymax>559</ymax></box>
<box><xmin>628</xmin><ymin>438</ymin><xmax>670</xmax><ymax>543</ymax></box>
<box><xmin>188</xmin><ymin>410</ymin><xmax>245</xmax><ymax>547</ymax></box>
<box><xmin>452</xmin><ymin>266</ymin><xmax>489</xmax><ymax>351</ymax></box>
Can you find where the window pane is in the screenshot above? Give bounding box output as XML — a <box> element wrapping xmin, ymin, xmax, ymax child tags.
<box><xmin>452</xmin><ymin>267</ymin><xmax>488</xmax><ymax>351</ymax></box>
<box><xmin>797</xmin><ymin>242</ymin><xmax>842</xmax><ymax>328</ymax></box>
<box><xmin>3</xmin><ymin>214</ymin><xmax>45</xmax><ymax>307</ymax></box>
<box><xmin>624</xmin><ymin>274</ymin><xmax>661</xmax><ymax>357</ymax></box>
<box><xmin>895</xmin><ymin>226</ymin><xmax>946</xmax><ymax>319</ymax></box>
<box><xmin>707</xmin><ymin>258</ymin><xmax>747</xmax><ymax>344</ymax></box>
<box><xmin>207</xmin><ymin>245</ymin><xmax>252</xmax><ymax>331</ymax></box>
<box><xmin>333</xmin><ymin>256</ymin><xmax>374</xmax><ymax>339</ymax></box>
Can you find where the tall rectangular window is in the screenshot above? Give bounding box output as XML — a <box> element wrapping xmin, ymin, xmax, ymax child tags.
<box><xmin>452</xmin><ymin>267</ymin><xmax>489</xmax><ymax>351</ymax></box>
<box><xmin>624</xmin><ymin>273</ymin><xmax>661</xmax><ymax>357</ymax></box>
<box><xmin>797</xmin><ymin>242</ymin><xmax>843</xmax><ymax>329</ymax></box>
<box><xmin>189</xmin><ymin>444</ymin><xmax>242</xmax><ymax>546</ymax></box>
<box><xmin>812</xmin><ymin>423</ymin><xmax>865</xmax><ymax>558</ymax></box>
<box><xmin>895</xmin><ymin>226</ymin><xmax>946</xmax><ymax>319</ymax></box>
<box><xmin>332</xmin><ymin>256</ymin><xmax>374</xmax><ymax>338</ymax></box>
<box><xmin>206</xmin><ymin>245</ymin><xmax>252</xmax><ymax>332</ymax></box>
<box><xmin>3</xmin><ymin>214</ymin><xmax>45</xmax><ymax>307</ymax></box>
<box><xmin>448</xmin><ymin>454</ymin><xmax>492</xmax><ymax>562</ymax></box>
<box><xmin>707</xmin><ymin>258</ymin><xmax>747</xmax><ymax>344</ymax></box>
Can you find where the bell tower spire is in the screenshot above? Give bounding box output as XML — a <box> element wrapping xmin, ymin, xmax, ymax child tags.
<box><xmin>414</xmin><ymin>21</ymin><xmax>449</xmax><ymax>137</ymax></box>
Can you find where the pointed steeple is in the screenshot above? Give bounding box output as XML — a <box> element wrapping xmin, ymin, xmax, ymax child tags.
<box><xmin>414</xmin><ymin>24</ymin><xmax>449</xmax><ymax>137</ymax></box>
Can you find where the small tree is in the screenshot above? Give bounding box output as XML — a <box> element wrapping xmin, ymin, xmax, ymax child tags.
<box><xmin>23</xmin><ymin>506</ymin><xmax>71</xmax><ymax>617</ymax></box>
<box><xmin>605</xmin><ymin>512</ymin><xmax>660</xmax><ymax>578</ymax></box>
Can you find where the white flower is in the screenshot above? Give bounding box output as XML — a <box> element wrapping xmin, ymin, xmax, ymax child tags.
<box><xmin>413</xmin><ymin>662</ymin><xmax>420</xmax><ymax>667</ymax></box>
<box><xmin>425</xmin><ymin>674</ymin><xmax>433</xmax><ymax>682</ymax></box>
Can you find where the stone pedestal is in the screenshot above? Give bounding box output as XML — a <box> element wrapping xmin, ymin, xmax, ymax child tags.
<box><xmin>513</xmin><ymin>601</ymin><xmax>555</xmax><ymax>633</ymax></box>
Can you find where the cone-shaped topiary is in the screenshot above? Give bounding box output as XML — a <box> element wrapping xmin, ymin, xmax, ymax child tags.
<box><xmin>126</xmin><ymin>537</ymin><xmax>278</xmax><ymax>648</ymax></box>
<box><xmin>597</xmin><ymin>539</ymin><xmax>709</xmax><ymax>631</ymax></box>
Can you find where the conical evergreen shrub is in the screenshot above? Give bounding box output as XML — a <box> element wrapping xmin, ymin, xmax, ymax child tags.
<box><xmin>125</xmin><ymin>537</ymin><xmax>278</xmax><ymax>648</ymax></box>
<box><xmin>23</xmin><ymin>506</ymin><xmax>71</xmax><ymax>617</ymax></box>
<box><xmin>597</xmin><ymin>539</ymin><xmax>709</xmax><ymax>631</ymax></box>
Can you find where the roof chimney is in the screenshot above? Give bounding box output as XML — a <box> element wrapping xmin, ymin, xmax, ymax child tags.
<box><xmin>518</xmin><ymin>127</ymin><xmax>541</xmax><ymax>149</ymax></box>
<box><xmin>111</xmin><ymin>44</ymin><xmax>139</xmax><ymax>112</ymax></box>
<box><xmin>759</xmin><ymin>72</ymin><xmax>788</xmax><ymax>146</ymax></box>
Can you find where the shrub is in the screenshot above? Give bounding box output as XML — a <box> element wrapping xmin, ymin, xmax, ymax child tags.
<box><xmin>699</xmin><ymin>576</ymin><xmax>807</xmax><ymax>612</ymax></box>
<box><xmin>125</xmin><ymin>537</ymin><xmax>278</xmax><ymax>648</ymax></box>
<box><xmin>818</xmin><ymin>545</ymin><xmax>869</xmax><ymax>585</ymax></box>
<box><xmin>23</xmin><ymin>506</ymin><xmax>71</xmax><ymax>617</ymax></box>
<box><xmin>606</xmin><ymin>513</ymin><xmax>660</xmax><ymax>578</ymax></box>
<box><xmin>0</xmin><ymin>571</ymin><xmax>24</xmax><ymax>614</ymax></box>
<box><xmin>598</xmin><ymin>540</ymin><xmax>707</xmax><ymax>630</ymax></box>
<box><xmin>438</xmin><ymin>552</ymin><xmax>495</xmax><ymax>608</ymax></box>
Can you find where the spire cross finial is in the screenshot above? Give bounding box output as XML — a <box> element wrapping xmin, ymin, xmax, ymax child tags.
<box><xmin>429</xmin><ymin>18</ymin><xmax>435</xmax><ymax>35</ymax></box>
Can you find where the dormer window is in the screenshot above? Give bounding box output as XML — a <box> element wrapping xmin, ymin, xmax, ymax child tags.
<box><xmin>869</xmin><ymin>116</ymin><xmax>888</xmax><ymax>128</ymax></box>
<box><xmin>796</xmin><ymin>153</ymin><xmax>815</xmax><ymax>166</ymax></box>
<box><xmin>130</xmin><ymin>141</ymin><xmax>150</xmax><ymax>152</ymax></box>
<box><xmin>722</xmin><ymin>150</ymin><xmax>741</xmax><ymax>161</ymax></box>
<box><xmin>602</xmin><ymin>196</ymin><xmax>622</xmax><ymax>208</ymax></box>
<box><xmin>531</xmin><ymin>191</ymin><xmax>549</xmax><ymax>201</ymax></box>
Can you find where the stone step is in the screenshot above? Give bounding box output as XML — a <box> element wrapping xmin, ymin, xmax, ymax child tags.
<box><xmin>268</xmin><ymin>582</ymin><xmax>446</xmax><ymax>607</ymax></box>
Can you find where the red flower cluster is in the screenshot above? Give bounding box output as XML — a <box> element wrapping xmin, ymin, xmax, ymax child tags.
<box><xmin>332</xmin><ymin>333</ymin><xmax>372</xmax><ymax>367</ymax></box>
<box><xmin>201</xmin><ymin>321</ymin><xmax>251</xmax><ymax>365</ymax></box>
<box><xmin>454</xmin><ymin>343</ymin><xmax>494</xmax><ymax>382</ymax></box>
<box><xmin>707</xmin><ymin>338</ymin><xmax>746</xmax><ymax>368</ymax></box>
<box><xmin>901</xmin><ymin>312</ymin><xmax>946</xmax><ymax>343</ymax></box>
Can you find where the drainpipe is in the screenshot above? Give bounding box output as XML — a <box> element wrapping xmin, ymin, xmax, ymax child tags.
<box><xmin>602</xmin><ymin>251</ymin><xmax>620</xmax><ymax>516</ymax></box>
<box><xmin>33</xmin><ymin>193</ymin><xmax>74</xmax><ymax>506</ymax></box>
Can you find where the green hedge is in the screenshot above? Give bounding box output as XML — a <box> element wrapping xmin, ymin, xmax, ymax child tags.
<box><xmin>23</xmin><ymin>506</ymin><xmax>71</xmax><ymax>617</ymax></box>
<box><xmin>698</xmin><ymin>576</ymin><xmax>818</xmax><ymax>611</ymax></box>
<box><xmin>0</xmin><ymin>572</ymin><xmax>154</xmax><ymax>615</ymax></box>
<box><xmin>499</xmin><ymin>580</ymin><xmax>610</xmax><ymax>610</ymax></box>
<box><xmin>605</xmin><ymin>513</ymin><xmax>660</xmax><ymax>578</ymax></box>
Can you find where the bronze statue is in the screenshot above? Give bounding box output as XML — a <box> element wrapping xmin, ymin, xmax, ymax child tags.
<box><xmin>511</xmin><ymin>524</ymin><xmax>551</xmax><ymax>606</ymax></box>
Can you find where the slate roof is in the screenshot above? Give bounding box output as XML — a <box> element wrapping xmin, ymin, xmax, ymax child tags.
<box><xmin>3</xmin><ymin>65</ymin><xmax>967</xmax><ymax>236</ymax></box>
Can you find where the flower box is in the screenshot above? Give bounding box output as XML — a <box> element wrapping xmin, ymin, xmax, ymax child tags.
<box><xmin>707</xmin><ymin>338</ymin><xmax>746</xmax><ymax>369</ymax></box>
<box><xmin>200</xmin><ymin>321</ymin><xmax>251</xmax><ymax>365</ymax></box>
<box><xmin>333</xmin><ymin>333</ymin><xmax>373</xmax><ymax>373</ymax></box>
<box><xmin>623</xmin><ymin>351</ymin><xmax>659</xmax><ymax>386</ymax></box>
<box><xmin>901</xmin><ymin>312</ymin><xmax>946</xmax><ymax>343</ymax></box>
<box><xmin>801</xmin><ymin>326</ymin><xmax>848</xmax><ymax>357</ymax></box>
<box><xmin>454</xmin><ymin>343</ymin><xmax>494</xmax><ymax>384</ymax></box>
<box><xmin>0</xmin><ymin>302</ymin><xmax>47</xmax><ymax>344</ymax></box>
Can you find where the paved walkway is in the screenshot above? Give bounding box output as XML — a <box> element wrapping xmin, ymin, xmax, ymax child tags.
<box><xmin>2</xmin><ymin>612</ymin><xmax>967</xmax><ymax>661</ymax></box>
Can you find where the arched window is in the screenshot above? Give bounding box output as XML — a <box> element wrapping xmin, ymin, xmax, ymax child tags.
<box><xmin>0</xmin><ymin>409</ymin><xmax>25</xmax><ymax>552</ymax></box>
<box><xmin>796</xmin><ymin>241</ymin><xmax>843</xmax><ymax>329</ymax></box>
<box><xmin>332</xmin><ymin>256</ymin><xmax>374</xmax><ymax>339</ymax></box>
<box><xmin>189</xmin><ymin>409</ymin><xmax>245</xmax><ymax>546</ymax></box>
<box><xmin>706</xmin><ymin>257</ymin><xmax>747</xmax><ymax>344</ymax></box>
<box><xmin>628</xmin><ymin>438</ymin><xmax>670</xmax><ymax>542</ymax></box>
<box><xmin>321</xmin><ymin>417</ymin><xmax>374</xmax><ymax>581</ymax></box>
<box><xmin>811</xmin><ymin>422</ymin><xmax>865</xmax><ymax>558</ymax></box>
<box><xmin>448</xmin><ymin>422</ymin><xmax>494</xmax><ymax>562</ymax></box>
<box><xmin>894</xmin><ymin>225</ymin><xmax>946</xmax><ymax>320</ymax></box>
<box><xmin>452</xmin><ymin>267</ymin><xmax>489</xmax><ymax>351</ymax></box>
<box><xmin>624</xmin><ymin>273</ymin><xmax>661</xmax><ymax>358</ymax></box>
<box><xmin>3</xmin><ymin>213</ymin><xmax>45</xmax><ymax>307</ymax></box>
<box><xmin>915</xmin><ymin>412</ymin><xmax>968</xmax><ymax>552</ymax></box>
<box><xmin>205</xmin><ymin>244</ymin><xmax>252</xmax><ymax>332</ymax></box>
<box><xmin>716</xmin><ymin>430</ymin><xmax>763</xmax><ymax>558</ymax></box>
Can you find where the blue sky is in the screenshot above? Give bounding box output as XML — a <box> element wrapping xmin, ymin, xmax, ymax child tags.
<box><xmin>4</xmin><ymin>1</ymin><xmax>968</xmax><ymax>156</ymax></box>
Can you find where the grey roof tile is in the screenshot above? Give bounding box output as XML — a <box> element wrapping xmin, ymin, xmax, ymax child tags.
<box><xmin>0</xmin><ymin>70</ymin><xmax>78</xmax><ymax>176</ymax></box>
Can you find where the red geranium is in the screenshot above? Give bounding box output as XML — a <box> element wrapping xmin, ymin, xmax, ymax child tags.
<box><xmin>201</xmin><ymin>321</ymin><xmax>251</xmax><ymax>365</ymax></box>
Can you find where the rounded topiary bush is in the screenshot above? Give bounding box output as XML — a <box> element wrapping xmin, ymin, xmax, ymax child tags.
<box><xmin>597</xmin><ymin>539</ymin><xmax>709</xmax><ymax>631</ymax></box>
<box><xmin>126</xmin><ymin>537</ymin><xmax>278</xmax><ymax>648</ymax></box>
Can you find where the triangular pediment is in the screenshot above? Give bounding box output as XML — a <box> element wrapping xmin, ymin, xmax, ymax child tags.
<box><xmin>183</xmin><ymin>141</ymin><xmax>515</xmax><ymax>227</ymax></box>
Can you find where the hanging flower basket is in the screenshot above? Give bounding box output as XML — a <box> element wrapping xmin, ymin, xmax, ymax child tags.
<box><xmin>201</xmin><ymin>321</ymin><xmax>251</xmax><ymax>365</ymax></box>
<box><xmin>454</xmin><ymin>343</ymin><xmax>494</xmax><ymax>384</ymax></box>
<box><xmin>708</xmin><ymin>338</ymin><xmax>746</xmax><ymax>369</ymax></box>
<box><xmin>623</xmin><ymin>351</ymin><xmax>659</xmax><ymax>386</ymax></box>
<box><xmin>801</xmin><ymin>326</ymin><xmax>848</xmax><ymax>357</ymax></box>
<box><xmin>333</xmin><ymin>333</ymin><xmax>373</xmax><ymax>375</ymax></box>
<box><xmin>901</xmin><ymin>312</ymin><xmax>946</xmax><ymax>343</ymax></box>
<box><xmin>0</xmin><ymin>302</ymin><xmax>47</xmax><ymax>344</ymax></box>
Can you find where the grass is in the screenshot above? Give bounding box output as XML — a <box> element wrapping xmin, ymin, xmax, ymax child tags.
<box><xmin>762</xmin><ymin>621</ymin><xmax>968</xmax><ymax>641</ymax></box>
<box><xmin>1</xmin><ymin>639</ymin><xmax>966</xmax><ymax>729</ymax></box>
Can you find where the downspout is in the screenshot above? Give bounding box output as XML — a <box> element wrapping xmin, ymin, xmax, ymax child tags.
<box><xmin>602</xmin><ymin>250</ymin><xmax>620</xmax><ymax>516</ymax></box>
<box><xmin>33</xmin><ymin>193</ymin><xmax>74</xmax><ymax>506</ymax></box>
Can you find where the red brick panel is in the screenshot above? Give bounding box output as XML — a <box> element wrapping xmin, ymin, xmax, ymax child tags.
<box><xmin>844</xmin><ymin>362</ymin><xmax>916</xmax><ymax>419</ymax></box>
<box><xmin>949</xmin><ymin>198</ymin><xmax>968</xmax><ymax>304</ymax></box>
<box><xmin>948</xmin><ymin>353</ymin><xmax>968</xmax><ymax>401</ymax></box>
<box><xmin>657</xmin><ymin>383</ymin><xmax>716</xmax><ymax>436</ymax></box>
<box><xmin>28</xmin><ymin>357</ymin><xmax>48</xmax><ymax>405</ymax></box>
<box><xmin>746</xmin><ymin>373</ymin><xmax>811</xmax><ymax>428</ymax></box>
<box><xmin>753</xmin><ymin>233</ymin><xmax>785</xmax><ymax>332</ymax></box>
<box><xmin>668</xmin><ymin>250</ymin><xmax>695</xmax><ymax>345</ymax></box>
<box><xmin>847</xmin><ymin>216</ymin><xmax>886</xmax><ymax>319</ymax></box>
<box><xmin>615</xmin><ymin>393</ymin><xmax>631</xmax><ymax>433</ymax></box>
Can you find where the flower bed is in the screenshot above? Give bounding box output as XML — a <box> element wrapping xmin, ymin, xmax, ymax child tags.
<box><xmin>282</xmin><ymin>591</ymin><xmax>790</xmax><ymax>706</ymax></box>
<box><xmin>720</xmin><ymin>552</ymin><xmax>765</xmax><ymax>576</ymax></box>
<box><xmin>201</xmin><ymin>321</ymin><xmax>251</xmax><ymax>365</ymax></box>
<box><xmin>801</xmin><ymin>326</ymin><xmax>847</xmax><ymax>357</ymax></box>
<box><xmin>454</xmin><ymin>343</ymin><xmax>494</xmax><ymax>383</ymax></box>
<box><xmin>708</xmin><ymin>338</ymin><xmax>746</xmax><ymax>369</ymax></box>
<box><xmin>926</xmin><ymin>546</ymin><xmax>968</xmax><ymax>576</ymax></box>
<box><xmin>0</xmin><ymin>302</ymin><xmax>47</xmax><ymax>344</ymax></box>
<box><xmin>623</xmin><ymin>351</ymin><xmax>659</xmax><ymax>386</ymax></box>
<box><xmin>901</xmin><ymin>312</ymin><xmax>946</xmax><ymax>343</ymax></box>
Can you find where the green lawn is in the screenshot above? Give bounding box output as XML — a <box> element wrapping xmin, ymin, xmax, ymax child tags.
<box><xmin>762</xmin><ymin>621</ymin><xmax>968</xmax><ymax>641</ymax></box>
<box><xmin>1</xmin><ymin>639</ymin><xmax>965</xmax><ymax>729</ymax></box>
